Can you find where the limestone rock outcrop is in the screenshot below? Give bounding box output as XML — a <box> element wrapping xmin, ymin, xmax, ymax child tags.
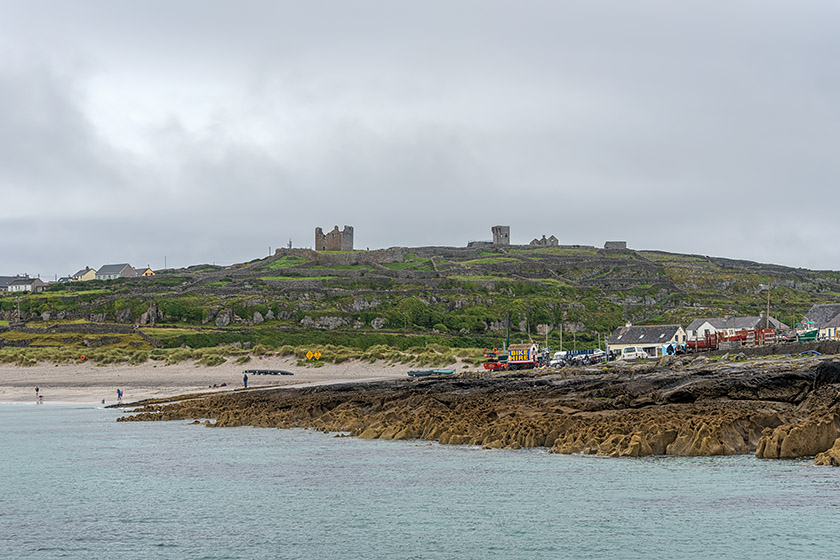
<box><xmin>755</xmin><ymin>410</ymin><xmax>840</xmax><ymax>459</ymax></box>
<box><xmin>814</xmin><ymin>438</ymin><xmax>840</xmax><ymax>466</ymax></box>
<box><xmin>117</xmin><ymin>358</ymin><xmax>840</xmax><ymax>461</ymax></box>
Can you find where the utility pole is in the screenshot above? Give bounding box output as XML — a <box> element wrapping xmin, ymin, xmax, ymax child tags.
<box><xmin>766</xmin><ymin>287</ymin><xmax>771</xmax><ymax>329</ymax></box>
<box><xmin>505</xmin><ymin>311</ymin><xmax>510</xmax><ymax>351</ymax></box>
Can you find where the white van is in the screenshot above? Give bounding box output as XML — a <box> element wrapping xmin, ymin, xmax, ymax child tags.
<box><xmin>620</xmin><ymin>346</ymin><xmax>649</xmax><ymax>360</ymax></box>
<box><xmin>549</xmin><ymin>351</ymin><xmax>567</xmax><ymax>368</ymax></box>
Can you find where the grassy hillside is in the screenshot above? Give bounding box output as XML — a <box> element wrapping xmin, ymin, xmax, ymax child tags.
<box><xmin>2</xmin><ymin>245</ymin><xmax>839</xmax><ymax>355</ymax></box>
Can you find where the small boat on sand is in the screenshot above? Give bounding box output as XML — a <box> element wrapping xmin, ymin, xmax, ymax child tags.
<box><xmin>407</xmin><ymin>369</ymin><xmax>456</xmax><ymax>377</ymax></box>
<box><xmin>243</xmin><ymin>369</ymin><xmax>294</xmax><ymax>376</ymax></box>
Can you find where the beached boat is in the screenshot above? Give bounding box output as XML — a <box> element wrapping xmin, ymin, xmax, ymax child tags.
<box><xmin>243</xmin><ymin>369</ymin><xmax>294</xmax><ymax>375</ymax></box>
<box><xmin>407</xmin><ymin>369</ymin><xmax>456</xmax><ymax>377</ymax></box>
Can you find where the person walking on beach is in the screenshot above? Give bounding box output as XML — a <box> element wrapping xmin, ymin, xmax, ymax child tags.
<box><xmin>35</xmin><ymin>386</ymin><xmax>39</xmax><ymax>402</ymax></box>
<box><xmin>117</xmin><ymin>388</ymin><xmax>123</xmax><ymax>404</ymax></box>
<box><xmin>243</xmin><ymin>373</ymin><xmax>248</xmax><ymax>389</ymax></box>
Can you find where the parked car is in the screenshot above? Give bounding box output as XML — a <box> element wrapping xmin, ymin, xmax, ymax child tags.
<box><xmin>549</xmin><ymin>351</ymin><xmax>567</xmax><ymax>368</ymax></box>
<box><xmin>620</xmin><ymin>346</ymin><xmax>649</xmax><ymax>360</ymax></box>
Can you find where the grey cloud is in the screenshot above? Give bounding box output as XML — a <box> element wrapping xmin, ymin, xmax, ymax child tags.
<box><xmin>2</xmin><ymin>1</ymin><xmax>840</xmax><ymax>275</ymax></box>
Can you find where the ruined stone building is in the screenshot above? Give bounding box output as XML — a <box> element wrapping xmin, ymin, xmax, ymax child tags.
<box><xmin>604</xmin><ymin>241</ymin><xmax>627</xmax><ymax>250</ymax></box>
<box><xmin>315</xmin><ymin>225</ymin><xmax>354</xmax><ymax>251</ymax></box>
<box><xmin>492</xmin><ymin>225</ymin><xmax>510</xmax><ymax>246</ymax></box>
<box><xmin>530</xmin><ymin>235</ymin><xmax>559</xmax><ymax>247</ymax></box>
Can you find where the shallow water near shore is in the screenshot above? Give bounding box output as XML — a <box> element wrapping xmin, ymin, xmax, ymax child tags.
<box><xmin>1</xmin><ymin>403</ymin><xmax>838</xmax><ymax>559</ymax></box>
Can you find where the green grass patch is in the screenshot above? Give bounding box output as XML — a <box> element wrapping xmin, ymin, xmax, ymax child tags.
<box><xmin>0</xmin><ymin>331</ymin><xmax>153</xmax><ymax>351</ymax></box>
<box><xmin>382</xmin><ymin>259</ymin><xmax>429</xmax><ymax>270</ymax></box>
<box><xmin>641</xmin><ymin>252</ymin><xmax>709</xmax><ymax>263</ymax></box>
<box><xmin>260</xmin><ymin>276</ymin><xmax>339</xmax><ymax>282</ymax></box>
<box><xmin>140</xmin><ymin>327</ymin><xmax>202</xmax><ymax>339</ymax></box>
<box><xmin>535</xmin><ymin>278</ymin><xmax>572</xmax><ymax>288</ymax></box>
<box><xmin>449</xmin><ymin>275</ymin><xmax>513</xmax><ymax>283</ymax></box>
<box><xmin>25</xmin><ymin>288</ymin><xmax>109</xmax><ymax>298</ymax></box>
<box><xmin>310</xmin><ymin>264</ymin><xmax>371</xmax><ymax>271</ymax></box>
<box><xmin>461</xmin><ymin>257</ymin><xmax>521</xmax><ymax>265</ymax></box>
<box><xmin>24</xmin><ymin>319</ymin><xmax>90</xmax><ymax>329</ymax></box>
<box><xmin>267</xmin><ymin>255</ymin><xmax>309</xmax><ymax>269</ymax></box>
<box><xmin>508</xmin><ymin>247</ymin><xmax>598</xmax><ymax>257</ymax></box>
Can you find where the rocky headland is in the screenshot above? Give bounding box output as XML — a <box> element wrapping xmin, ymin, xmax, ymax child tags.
<box><xmin>119</xmin><ymin>357</ymin><xmax>840</xmax><ymax>464</ymax></box>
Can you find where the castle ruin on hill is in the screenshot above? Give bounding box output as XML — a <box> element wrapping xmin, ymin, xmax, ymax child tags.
<box><xmin>315</xmin><ymin>225</ymin><xmax>354</xmax><ymax>251</ymax></box>
<box><xmin>530</xmin><ymin>235</ymin><xmax>559</xmax><ymax>247</ymax></box>
<box><xmin>491</xmin><ymin>225</ymin><xmax>510</xmax><ymax>245</ymax></box>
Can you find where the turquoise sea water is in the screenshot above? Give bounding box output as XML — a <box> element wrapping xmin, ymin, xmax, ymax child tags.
<box><xmin>1</xmin><ymin>403</ymin><xmax>838</xmax><ymax>559</ymax></box>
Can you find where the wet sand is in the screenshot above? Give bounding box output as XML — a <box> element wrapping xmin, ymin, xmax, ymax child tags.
<box><xmin>0</xmin><ymin>357</ymin><xmax>414</xmax><ymax>404</ymax></box>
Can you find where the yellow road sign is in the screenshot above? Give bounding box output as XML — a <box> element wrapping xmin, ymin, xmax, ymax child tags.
<box><xmin>306</xmin><ymin>350</ymin><xmax>313</xmax><ymax>360</ymax></box>
<box><xmin>314</xmin><ymin>351</ymin><xmax>322</xmax><ymax>360</ymax></box>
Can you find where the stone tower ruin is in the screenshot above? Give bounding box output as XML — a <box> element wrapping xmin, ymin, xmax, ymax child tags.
<box><xmin>315</xmin><ymin>225</ymin><xmax>354</xmax><ymax>251</ymax></box>
<box><xmin>491</xmin><ymin>225</ymin><xmax>510</xmax><ymax>246</ymax></box>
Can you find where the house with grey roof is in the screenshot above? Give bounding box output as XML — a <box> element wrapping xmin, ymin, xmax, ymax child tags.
<box><xmin>71</xmin><ymin>266</ymin><xmax>96</xmax><ymax>282</ymax></box>
<box><xmin>802</xmin><ymin>304</ymin><xmax>840</xmax><ymax>340</ymax></box>
<box><xmin>607</xmin><ymin>323</ymin><xmax>686</xmax><ymax>358</ymax></box>
<box><xmin>7</xmin><ymin>277</ymin><xmax>47</xmax><ymax>293</ymax></box>
<box><xmin>686</xmin><ymin>315</ymin><xmax>789</xmax><ymax>339</ymax></box>
<box><xmin>0</xmin><ymin>276</ymin><xmax>20</xmax><ymax>292</ymax></box>
<box><xmin>96</xmin><ymin>264</ymin><xmax>136</xmax><ymax>281</ymax></box>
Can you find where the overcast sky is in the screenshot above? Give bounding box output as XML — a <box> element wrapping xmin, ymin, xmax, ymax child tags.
<box><xmin>2</xmin><ymin>0</ymin><xmax>839</xmax><ymax>278</ymax></box>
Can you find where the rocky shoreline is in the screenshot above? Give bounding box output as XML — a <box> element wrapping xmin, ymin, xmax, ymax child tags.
<box><xmin>118</xmin><ymin>356</ymin><xmax>840</xmax><ymax>465</ymax></box>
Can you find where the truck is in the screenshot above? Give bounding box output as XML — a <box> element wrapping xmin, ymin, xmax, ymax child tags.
<box><xmin>506</xmin><ymin>343</ymin><xmax>541</xmax><ymax>370</ymax></box>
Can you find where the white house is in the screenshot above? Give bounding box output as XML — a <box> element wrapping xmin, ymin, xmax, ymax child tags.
<box><xmin>686</xmin><ymin>315</ymin><xmax>789</xmax><ymax>339</ymax></box>
<box><xmin>607</xmin><ymin>324</ymin><xmax>686</xmax><ymax>358</ymax></box>
<box><xmin>7</xmin><ymin>277</ymin><xmax>47</xmax><ymax>293</ymax></box>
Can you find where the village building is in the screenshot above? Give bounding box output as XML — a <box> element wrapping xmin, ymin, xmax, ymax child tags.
<box><xmin>686</xmin><ymin>314</ymin><xmax>789</xmax><ymax>339</ymax></box>
<box><xmin>0</xmin><ymin>276</ymin><xmax>25</xmax><ymax>292</ymax></box>
<box><xmin>138</xmin><ymin>267</ymin><xmax>155</xmax><ymax>277</ymax></box>
<box><xmin>7</xmin><ymin>277</ymin><xmax>47</xmax><ymax>293</ymax></box>
<box><xmin>315</xmin><ymin>225</ymin><xmax>354</xmax><ymax>251</ymax></box>
<box><xmin>801</xmin><ymin>304</ymin><xmax>840</xmax><ymax>340</ymax></box>
<box><xmin>96</xmin><ymin>263</ymin><xmax>136</xmax><ymax>280</ymax></box>
<box><xmin>607</xmin><ymin>323</ymin><xmax>686</xmax><ymax>358</ymax></box>
<box><xmin>530</xmin><ymin>235</ymin><xmax>559</xmax><ymax>247</ymax></box>
<box><xmin>71</xmin><ymin>267</ymin><xmax>96</xmax><ymax>282</ymax></box>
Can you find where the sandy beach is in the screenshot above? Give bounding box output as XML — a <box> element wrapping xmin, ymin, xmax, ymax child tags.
<box><xmin>0</xmin><ymin>357</ymin><xmax>414</xmax><ymax>404</ymax></box>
